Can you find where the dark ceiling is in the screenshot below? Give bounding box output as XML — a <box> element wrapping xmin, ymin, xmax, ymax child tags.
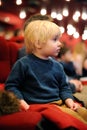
<box><xmin>0</xmin><ymin>0</ymin><xmax>87</xmax><ymax>35</ymax></box>
<box><xmin>0</xmin><ymin>0</ymin><xmax>87</xmax><ymax>16</ymax></box>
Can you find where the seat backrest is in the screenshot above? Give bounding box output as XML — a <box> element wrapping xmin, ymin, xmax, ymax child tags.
<box><xmin>8</xmin><ymin>41</ymin><xmax>21</xmax><ymax>68</ymax></box>
<box><xmin>0</xmin><ymin>37</ymin><xmax>10</xmax><ymax>61</ymax></box>
<box><xmin>0</xmin><ymin>39</ymin><xmax>21</xmax><ymax>83</ymax></box>
<box><xmin>0</xmin><ymin>38</ymin><xmax>10</xmax><ymax>83</ymax></box>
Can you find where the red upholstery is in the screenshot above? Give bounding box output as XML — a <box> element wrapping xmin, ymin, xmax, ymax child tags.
<box><xmin>0</xmin><ymin>83</ymin><xmax>5</xmax><ymax>91</ymax></box>
<box><xmin>0</xmin><ymin>39</ymin><xmax>21</xmax><ymax>88</ymax></box>
<box><xmin>0</xmin><ymin>61</ymin><xmax>10</xmax><ymax>83</ymax></box>
<box><xmin>0</xmin><ymin>38</ymin><xmax>10</xmax><ymax>61</ymax></box>
<box><xmin>29</xmin><ymin>104</ymin><xmax>87</xmax><ymax>129</ymax></box>
<box><xmin>0</xmin><ymin>103</ymin><xmax>87</xmax><ymax>130</ymax></box>
<box><xmin>10</xmin><ymin>36</ymin><xmax>24</xmax><ymax>43</ymax></box>
<box><xmin>0</xmin><ymin>39</ymin><xmax>10</xmax><ymax>83</ymax></box>
<box><xmin>0</xmin><ymin>111</ymin><xmax>42</xmax><ymax>130</ymax></box>
<box><xmin>8</xmin><ymin>41</ymin><xmax>21</xmax><ymax>67</ymax></box>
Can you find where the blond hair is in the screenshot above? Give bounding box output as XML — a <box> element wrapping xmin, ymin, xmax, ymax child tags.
<box><xmin>24</xmin><ymin>20</ymin><xmax>61</xmax><ymax>54</ymax></box>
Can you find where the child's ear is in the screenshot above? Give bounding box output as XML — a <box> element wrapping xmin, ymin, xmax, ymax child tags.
<box><xmin>35</xmin><ymin>41</ymin><xmax>42</xmax><ymax>49</ymax></box>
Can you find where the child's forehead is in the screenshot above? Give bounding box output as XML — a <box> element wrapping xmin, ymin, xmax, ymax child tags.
<box><xmin>52</xmin><ymin>32</ymin><xmax>61</xmax><ymax>38</ymax></box>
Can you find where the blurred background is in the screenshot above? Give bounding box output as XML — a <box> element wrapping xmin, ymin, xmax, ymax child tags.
<box><xmin>0</xmin><ymin>0</ymin><xmax>87</xmax><ymax>40</ymax></box>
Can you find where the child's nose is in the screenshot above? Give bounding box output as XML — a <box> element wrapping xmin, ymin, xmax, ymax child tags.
<box><xmin>58</xmin><ymin>41</ymin><xmax>62</xmax><ymax>47</ymax></box>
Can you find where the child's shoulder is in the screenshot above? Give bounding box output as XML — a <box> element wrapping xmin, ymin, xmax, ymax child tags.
<box><xmin>18</xmin><ymin>55</ymin><xmax>30</xmax><ymax>62</ymax></box>
<box><xmin>50</xmin><ymin>57</ymin><xmax>63</xmax><ymax>68</ymax></box>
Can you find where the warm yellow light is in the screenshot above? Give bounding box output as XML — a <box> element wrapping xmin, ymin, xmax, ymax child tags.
<box><xmin>16</xmin><ymin>0</ymin><xmax>22</xmax><ymax>5</ymax></box>
<box><xmin>60</xmin><ymin>26</ymin><xmax>65</xmax><ymax>33</ymax></box>
<box><xmin>65</xmin><ymin>0</ymin><xmax>71</xmax><ymax>1</ymax></box>
<box><xmin>63</xmin><ymin>8</ymin><xmax>69</xmax><ymax>17</ymax></box>
<box><xmin>0</xmin><ymin>0</ymin><xmax>2</xmax><ymax>6</ymax></box>
<box><xmin>73</xmin><ymin>32</ymin><xmax>79</xmax><ymax>38</ymax></box>
<box><xmin>56</xmin><ymin>13</ymin><xmax>63</xmax><ymax>20</ymax></box>
<box><xmin>67</xmin><ymin>24</ymin><xmax>76</xmax><ymax>35</ymax></box>
<box><xmin>51</xmin><ymin>11</ymin><xmax>57</xmax><ymax>18</ymax></box>
<box><xmin>40</xmin><ymin>8</ymin><xmax>47</xmax><ymax>15</ymax></box>
<box><xmin>82</xmin><ymin>12</ymin><xmax>87</xmax><ymax>20</ymax></box>
<box><xmin>19</xmin><ymin>10</ymin><xmax>26</xmax><ymax>19</ymax></box>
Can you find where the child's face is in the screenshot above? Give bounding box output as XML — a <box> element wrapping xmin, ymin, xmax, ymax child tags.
<box><xmin>40</xmin><ymin>34</ymin><xmax>62</xmax><ymax>59</ymax></box>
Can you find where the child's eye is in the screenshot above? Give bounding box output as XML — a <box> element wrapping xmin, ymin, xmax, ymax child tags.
<box><xmin>53</xmin><ymin>37</ymin><xmax>57</xmax><ymax>41</ymax></box>
<box><xmin>53</xmin><ymin>35</ymin><xmax>59</xmax><ymax>41</ymax></box>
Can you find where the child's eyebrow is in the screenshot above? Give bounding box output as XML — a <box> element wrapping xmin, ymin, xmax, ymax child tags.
<box><xmin>53</xmin><ymin>34</ymin><xmax>60</xmax><ymax>39</ymax></box>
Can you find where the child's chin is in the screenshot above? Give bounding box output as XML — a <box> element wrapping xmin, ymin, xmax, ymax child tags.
<box><xmin>54</xmin><ymin>53</ymin><xmax>58</xmax><ymax>57</ymax></box>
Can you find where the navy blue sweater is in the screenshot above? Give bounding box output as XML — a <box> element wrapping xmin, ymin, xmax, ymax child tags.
<box><xmin>5</xmin><ymin>54</ymin><xmax>74</xmax><ymax>104</ymax></box>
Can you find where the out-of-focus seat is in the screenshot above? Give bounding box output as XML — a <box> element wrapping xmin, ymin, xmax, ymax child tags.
<box><xmin>0</xmin><ymin>37</ymin><xmax>21</xmax><ymax>90</ymax></box>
